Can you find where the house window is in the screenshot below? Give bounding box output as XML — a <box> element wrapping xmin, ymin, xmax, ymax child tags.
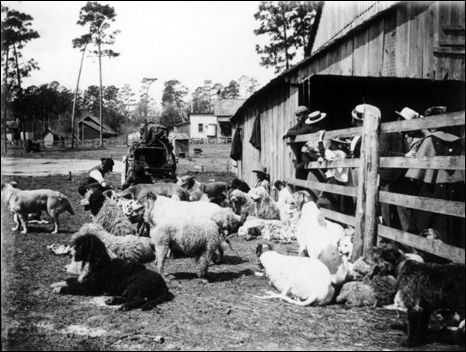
<box><xmin>198</xmin><ymin>124</ymin><xmax>203</xmax><ymax>132</ymax></box>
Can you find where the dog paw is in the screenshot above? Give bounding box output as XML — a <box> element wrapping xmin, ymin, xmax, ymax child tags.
<box><xmin>52</xmin><ymin>287</ymin><xmax>62</xmax><ymax>294</ymax></box>
<box><xmin>118</xmin><ymin>304</ymin><xmax>130</xmax><ymax>311</ymax></box>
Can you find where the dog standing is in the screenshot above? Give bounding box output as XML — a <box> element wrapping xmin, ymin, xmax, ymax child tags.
<box><xmin>395</xmin><ymin>260</ymin><xmax>465</xmax><ymax>347</ymax></box>
<box><xmin>52</xmin><ymin>233</ymin><xmax>172</xmax><ymax>311</ymax></box>
<box><xmin>1</xmin><ymin>182</ymin><xmax>74</xmax><ymax>234</ymax></box>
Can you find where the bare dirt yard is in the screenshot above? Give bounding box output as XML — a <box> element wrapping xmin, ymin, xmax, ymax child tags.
<box><xmin>1</xmin><ymin>143</ymin><xmax>464</xmax><ymax>351</ymax></box>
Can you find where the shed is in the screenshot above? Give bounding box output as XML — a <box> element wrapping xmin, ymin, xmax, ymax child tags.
<box><xmin>42</xmin><ymin>128</ymin><xmax>60</xmax><ymax>148</ymax></box>
<box><xmin>77</xmin><ymin>114</ymin><xmax>117</xmax><ymax>141</ymax></box>
<box><xmin>170</xmin><ymin>132</ymin><xmax>190</xmax><ymax>157</ymax></box>
<box><xmin>231</xmin><ymin>1</ymin><xmax>465</xmax><ymax>187</ymax></box>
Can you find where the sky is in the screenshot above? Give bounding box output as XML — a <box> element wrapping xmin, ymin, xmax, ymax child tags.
<box><xmin>2</xmin><ymin>1</ymin><xmax>277</xmax><ymax>107</ymax></box>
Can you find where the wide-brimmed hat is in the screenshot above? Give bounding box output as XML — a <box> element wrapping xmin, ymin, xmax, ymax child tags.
<box><xmin>101</xmin><ymin>158</ymin><xmax>114</xmax><ymax>171</ymax></box>
<box><xmin>351</xmin><ymin>104</ymin><xmax>366</xmax><ymax>121</ymax></box>
<box><xmin>295</xmin><ymin>106</ymin><xmax>310</xmax><ymax>116</ymax></box>
<box><xmin>395</xmin><ymin>107</ymin><xmax>420</xmax><ymax>120</ymax></box>
<box><xmin>305</xmin><ymin>110</ymin><xmax>327</xmax><ymax>125</ymax></box>
<box><xmin>252</xmin><ymin>166</ymin><xmax>268</xmax><ymax>176</ymax></box>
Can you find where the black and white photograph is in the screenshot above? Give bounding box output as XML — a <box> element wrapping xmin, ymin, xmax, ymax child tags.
<box><xmin>1</xmin><ymin>1</ymin><xmax>465</xmax><ymax>351</ymax></box>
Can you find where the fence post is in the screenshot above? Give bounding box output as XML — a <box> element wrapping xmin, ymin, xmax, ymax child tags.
<box><xmin>352</xmin><ymin>105</ymin><xmax>381</xmax><ymax>262</ymax></box>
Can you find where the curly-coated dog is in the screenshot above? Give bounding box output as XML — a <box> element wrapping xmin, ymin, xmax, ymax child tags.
<box><xmin>1</xmin><ymin>181</ymin><xmax>74</xmax><ymax>234</ymax></box>
<box><xmin>81</xmin><ymin>188</ymin><xmax>138</xmax><ymax>237</ymax></box>
<box><xmin>395</xmin><ymin>260</ymin><xmax>465</xmax><ymax>347</ymax></box>
<box><xmin>52</xmin><ymin>233</ymin><xmax>172</xmax><ymax>311</ymax></box>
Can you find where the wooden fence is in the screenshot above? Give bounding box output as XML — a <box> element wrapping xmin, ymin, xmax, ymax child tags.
<box><xmin>287</xmin><ymin>109</ymin><xmax>465</xmax><ymax>263</ymax></box>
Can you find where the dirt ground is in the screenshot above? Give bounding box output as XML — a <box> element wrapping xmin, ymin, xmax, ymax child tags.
<box><xmin>1</xmin><ymin>144</ymin><xmax>464</xmax><ymax>351</ymax></box>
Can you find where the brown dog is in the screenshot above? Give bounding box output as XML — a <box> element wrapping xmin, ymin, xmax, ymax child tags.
<box><xmin>1</xmin><ymin>182</ymin><xmax>74</xmax><ymax>234</ymax></box>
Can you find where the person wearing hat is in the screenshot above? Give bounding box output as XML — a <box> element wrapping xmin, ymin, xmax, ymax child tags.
<box><xmin>78</xmin><ymin>158</ymin><xmax>115</xmax><ymax>196</ymax></box>
<box><xmin>252</xmin><ymin>167</ymin><xmax>270</xmax><ymax>192</ymax></box>
<box><xmin>283</xmin><ymin>106</ymin><xmax>328</xmax><ymax>180</ymax></box>
<box><xmin>378</xmin><ymin>109</ymin><xmax>417</xmax><ymax>233</ymax></box>
<box><xmin>122</xmin><ymin>163</ymin><xmax>153</xmax><ymax>190</ymax></box>
<box><xmin>405</xmin><ymin>106</ymin><xmax>465</xmax><ymax>248</ymax></box>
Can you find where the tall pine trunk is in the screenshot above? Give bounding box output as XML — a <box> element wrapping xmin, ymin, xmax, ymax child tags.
<box><xmin>98</xmin><ymin>39</ymin><xmax>103</xmax><ymax>148</ymax></box>
<box><xmin>71</xmin><ymin>44</ymin><xmax>87</xmax><ymax>149</ymax></box>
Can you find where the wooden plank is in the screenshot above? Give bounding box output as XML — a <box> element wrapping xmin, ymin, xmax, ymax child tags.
<box><xmin>305</xmin><ymin>158</ymin><xmax>360</xmax><ymax>170</ymax></box>
<box><xmin>291</xmin><ymin>126</ymin><xmax>363</xmax><ymax>143</ymax></box>
<box><xmin>395</xmin><ymin>3</ymin><xmax>410</xmax><ymax>77</ymax></box>
<box><xmin>382</xmin><ymin>8</ymin><xmax>397</xmax><ymax>77</ymax></box>
<box><xmin>368</xmin><ymin>17</ymin><xmax>385</xmax><ymax>77</ymax></box>
<box><xmin>320</xmin><ymin>208</ymin><xmax>356</xmax><ymax>227</ymax></box>
<box><xmin>352</xmin><ymin>28</ymin><xmax>369</xmax><ymax>76</ymax></box>
<box><xmin>379</xmin><ymin>190</ymin><xmax>465</xmax><ymax>218</ymax></box>
<box><xmin>290</xmin><ymin>178</ymin><xmax>358</xmax><ymax>198</ymax></box>
<box><xmin>380</xmin><ymin>111</ymin><xmax>465</xmax><ymax>133</ymax></box>
<box><xmin>434</xmin><ymin>46</ymin><xmax>466</xmax><ymax>55</ymax></box>
<box><xmin>380</xmin><ymin>156</ymin><xmax>465</xmax><ymax>170</ymax></box>
<box><xmin>340</xmin><ymin>37</ymin><xmax>353</xmax><ymax>76</ymax></box>
<box><xmin>378</xmin><ymin>224</ymin><xmax>465</xmax><ymax>263</ymax></box>
<box><xmin>290</xmin><ymin>111</ymin><xmax>464</xmax><ymax>145</ymax></box>
<box><xmin>423</xmin><ymin>2</ymin><xmax>436</xmax><ymax>79</ymax></box>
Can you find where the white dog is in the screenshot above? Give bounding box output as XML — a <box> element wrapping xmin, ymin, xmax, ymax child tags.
<box><xmin>1</xmin><ymin>182</ymin><xmax>74</xmax><ymax>234</ymax></box>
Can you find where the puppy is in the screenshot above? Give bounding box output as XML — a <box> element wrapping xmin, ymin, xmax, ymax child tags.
<box><xmin>52</xmin><ymin>233</ymin><xmax>172</xmax><ymax>311</ymax></box>
<box><xmin>395</xmin><ymin>260</ymin><xmax>465</xmax><ymax>347</ymax></box>
<box><xmin>1</xmin><ymin>182</ymin><xmax>74</xmax><ymax>234</ymax></box>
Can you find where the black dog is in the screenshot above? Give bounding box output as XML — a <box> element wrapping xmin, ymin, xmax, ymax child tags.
<box><xmin>396</xmin><ymin>260</ymin><xmax>465</xmax><ymax>347</ymax></box>
<box><xmin>52</xmin><ymin>233</ymin><xmax>172</xmax><ymax>311</ymax></box>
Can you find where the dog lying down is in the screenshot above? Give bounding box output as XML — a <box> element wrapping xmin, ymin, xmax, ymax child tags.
<box><xmin>254</xmin><ymin>244</ymin><xmax>334</xmax><ymax>306</ymax></box>
<box><xmin>1</xmin><ymin>181</ymin><xmax>74</xmax><ymax>234</ymax></box>
<box><xmin>51</xmin><ymin>233</ymin><xmax>172</xmax><ymax>311</ymax></box>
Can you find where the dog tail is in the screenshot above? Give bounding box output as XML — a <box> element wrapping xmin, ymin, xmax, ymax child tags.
<box><xmin>61</xmin><ymin>194</ymin><xmax>75</xmax><ymax>215</ymax></box>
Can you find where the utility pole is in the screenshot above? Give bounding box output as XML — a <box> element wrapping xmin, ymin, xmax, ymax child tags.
<box><xmin>71</xmin><ymin>44</ymin><xmax>87</xmax><ymax>149</ymax></box>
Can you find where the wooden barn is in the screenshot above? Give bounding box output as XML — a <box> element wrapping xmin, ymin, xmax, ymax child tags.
<box><xmin>231</xmin><ymin>1</ymin><xmax>465</xmax><ymax>262</ymax></box>
<box><xmin>77</xmin><ymin>114</ymin><xmax>117</xmax><ymax>141</ymax></box>
<box><xmin>232</xmin><ymin>0</ymin><xmax>464</xmax><ymax>186</ymax></box>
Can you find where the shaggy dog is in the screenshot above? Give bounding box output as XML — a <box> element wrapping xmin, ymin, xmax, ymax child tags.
<box><xmin>81</xmin><ymin>188</ymin><xmax>138</xmax><ymax>236</ymax></box>
<box><xmin>150</xmin><ymin>218</ymin><xmax>222</xmax><ymax>280</ymax></box>
<box><xmin>103</xmin><ymin>190</ymin><xmax>147</xmax><ymax>236</ymax></box>
<box><xmin>1</xmin><ymin>181</ymin><xmax>74</xmax><ymax>234</ymax></box>
<box><xmin>51</xmin><ymin>233</ymin><xmax>172</xmax><ymax>311</ymax></box>
<box><xmin>254</xmin><ymin>244</ymin><xmax>334</xmax><ymax>306</ymax></box>
<box><xmin>177</xmin><ymin>175</ymin><xmax>230</xmax><ymax>200</ymax></box>
<box><xmin>248</xmin><ymin>187</ymin><xmax>281</xmax><ymax>220</ymax></box>
<box><xmin>394</xmin><ymin>260</ymin><xmax>465</xmax><ymax>347</ymax></box>
<box><xmin>119</xmin><ymin>183</ymin><xmax>189</xmax><ymax>201</ymax></box>
<box><xmin>229</xmin><ymin>189</ymin><xmax>255</xmax><ymax>222</ymax></box>
<box><xmin>68</xmin><ymin>223</ymin><xmax>155</xmax><ymax>266</ymax></box>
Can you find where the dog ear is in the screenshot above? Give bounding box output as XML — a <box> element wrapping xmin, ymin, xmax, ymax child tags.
<box><xmin>88</xmin><ymin>235</ymin><xmax>111</xmax><ymax>269</ymax></box>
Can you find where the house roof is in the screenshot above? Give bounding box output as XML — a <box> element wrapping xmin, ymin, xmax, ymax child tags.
<box><xmin>214</xmin><ymin>99</ymin><xmax>246</xmax><ymax>117</ymax></box>
<box><xmin>42</xmin><ymin>127</ymin><xmax>59</xmax><ymax>138</ymax></box>
<box><xmin>77</xmin><ymin>115</ymin><xmax>117</xmax><ymax>135</ymax></box>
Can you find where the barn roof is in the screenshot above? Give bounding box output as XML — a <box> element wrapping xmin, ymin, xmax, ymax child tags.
<box><xmin>310</xmin><ymin>1</ymin><xmax>400</xmax><ymax>55</ymax></box>
<box><xmin>77</xmin><ymin>114</ymin><xmax>117</xmax><ymax>136</ymax></box>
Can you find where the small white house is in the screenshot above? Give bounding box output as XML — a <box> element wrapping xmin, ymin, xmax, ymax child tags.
<box><xmin>189</xmin><ymin>113</ymin><xmax>218</xmax><ymax>139</ymax></box>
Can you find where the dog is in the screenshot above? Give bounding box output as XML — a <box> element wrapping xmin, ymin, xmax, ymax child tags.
<box><xmin>394</xmin><ymin>260</ymin><xmax>465</xmax><ymax>347</ymax></box>
<box><xmin>254</xmin><ymin>243</ymin><xmax>334</xmax><ymax>306</ymax></box>
<box><xmin>119</xmin><ymin>183</ymin><xmax>189</xmax><ymax>201</ymax></box>
<box><xmin>177</xmin><ymin>175</ymin><xmax>229</xmax><ymax>200</ymax></box>
<box><xmin>1</xmin><ymin>182</ymin><xmax>74</xmax><ymax>234</ymax></box>
<box><xmin>51</xmin><ymin>233</ymin><xmax>172</xmax><ymax>311</ymax></box>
